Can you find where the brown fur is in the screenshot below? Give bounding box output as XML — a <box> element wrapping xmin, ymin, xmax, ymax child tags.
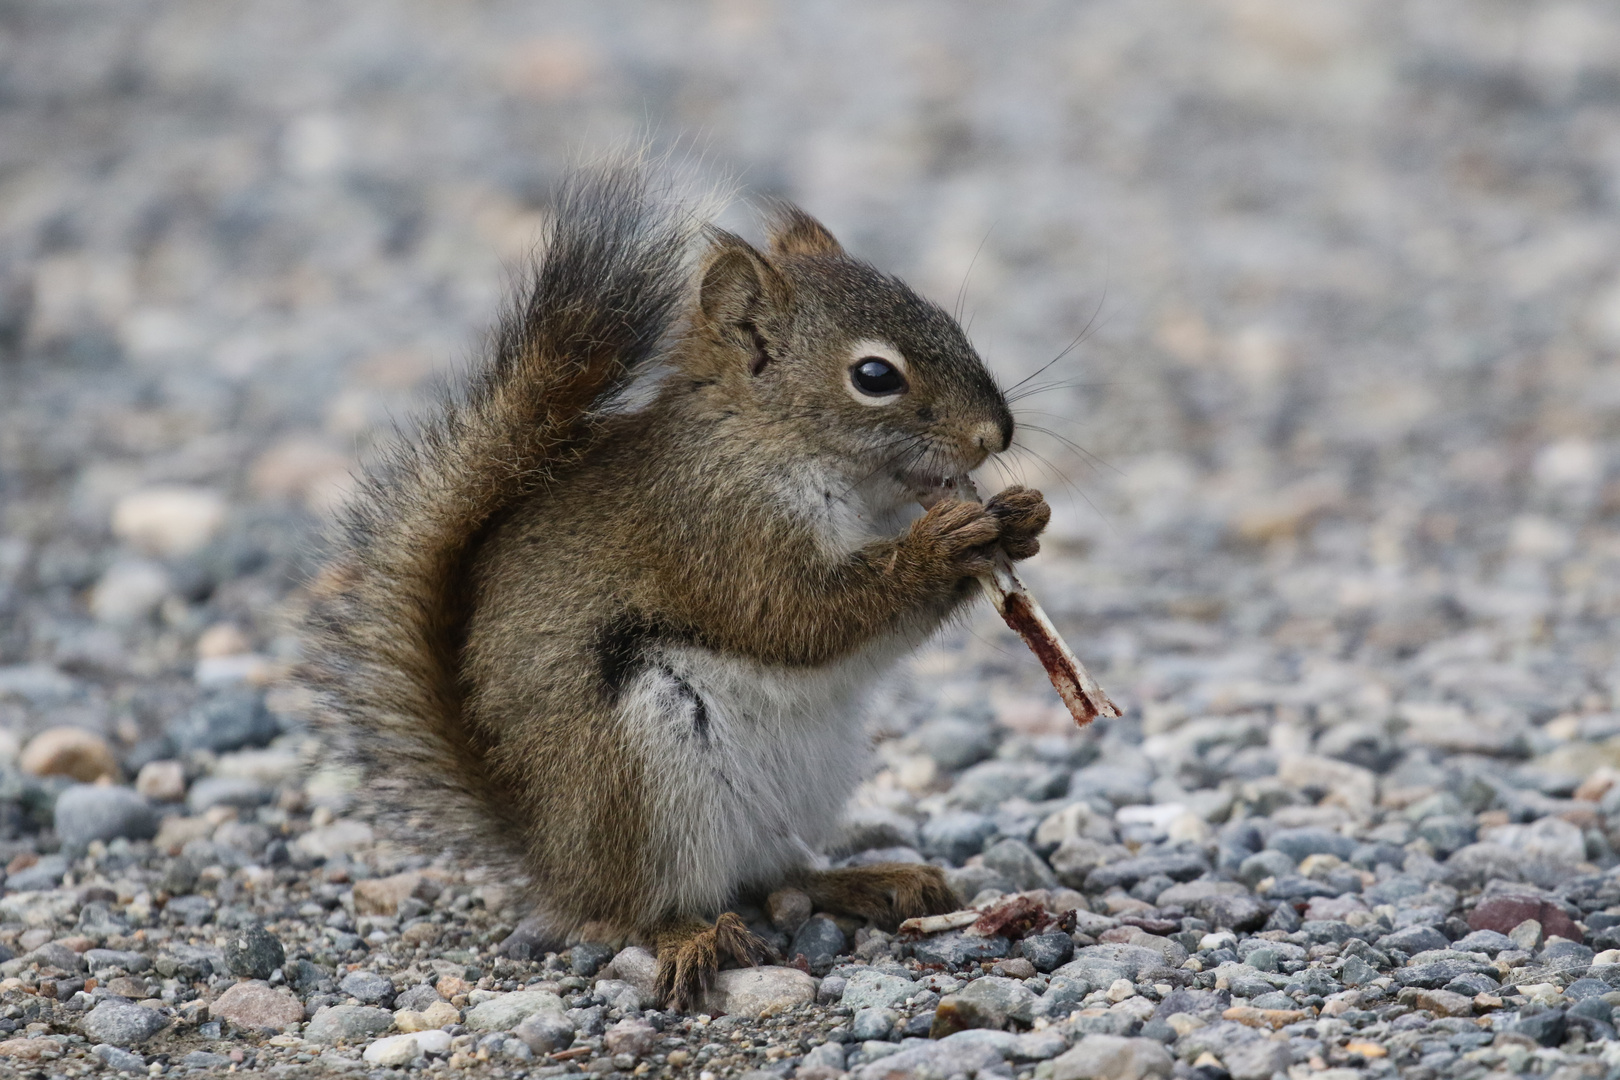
<box><xmin>303</xmin><ymin>164</ymin><xmax>1048</xmax><ymax>1009</ymax></box>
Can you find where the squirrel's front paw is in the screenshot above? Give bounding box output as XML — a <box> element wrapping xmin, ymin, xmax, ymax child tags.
<box><xmin>909</xmin><ymin>498</ymin><xmax>1004</xmax><ymax>578</ymax></box>
<box><xmin>985</xmin><ymin>485</ymin><xmax>1050</xmax><ymax>561</ymax></box>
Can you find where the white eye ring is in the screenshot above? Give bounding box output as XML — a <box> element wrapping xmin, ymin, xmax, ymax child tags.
<box><xmin>844</xmin><ymin>341</ymin><xmax>908</xmax><ymax>407</ymax></box>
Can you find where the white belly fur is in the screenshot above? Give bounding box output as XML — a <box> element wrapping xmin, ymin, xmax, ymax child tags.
<box><xmin>617</xmin><ymin>639</ymin><xmax>905</xmax><ymax>918</ymax></box>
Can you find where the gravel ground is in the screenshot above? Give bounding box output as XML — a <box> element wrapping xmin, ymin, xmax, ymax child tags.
<box><xmin>7</xmin><ymin>2</ymin><xmax>1620</xmax><ymax>1078</ymax></box>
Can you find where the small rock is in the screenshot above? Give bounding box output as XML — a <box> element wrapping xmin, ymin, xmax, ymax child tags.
<box><xmin>19</xmin><ymin>727</ymin><xmax>118</xmax><ymax>783</ymax></box>
<box><xmin>293</xmin><ymin>819</ymin><xmax>374</xmax><ymax>860</ymax></box>
<box><xmin>514</xmin><ymin>1011</ymin><xmax>575</xmax><ymax>1053</ymax></box>
<box><xmin>1265</xmin><ymin>827</ymin><xmax>1355</xmax><ymax>862</ymax></box>
<box><xmin>464</xmin><ymin>990</ymin><xmax>565</xmax><ymax>1031</ymax></box>
<box><xmin>911</xmin><ymin>931</ymin><xmax>1012</xmax><ymax>966</ymax></box>
<box><xmin>134</xmin><ymin>760</ymin><xmax>185</xmax><ymax>802</ymax></box>
<box><xmin>1469</xmin><ymin>894</ymin><xmax>1582</xmax><ymax>941</ymax></box>
<box><xmin>982</xmin><ymin>838</ymin><xmax>1059</xmax><ymax>891</ymax></box>
<box><xmin>789</xmin><ymin>915</ymin><xmax>846</xmax><ymax>975</ymax></box>
<box><xmin>52</xmin><ymin>784</ymin><xmax>157</xmax><ymax>846</ymax></box>
<box><xmin>92</xmin><ymin>1044</ymin><xmax>146</xmax><ymax>1074</ymax></box>
<box><xmin>932</xmin><ymin>976</ymin><xmax>1039</xmax><ymax>1036</ymax></box>
<box><xmin>1049</xmin><ymin>1034</ymin><xmax>1174</xmax><ymax>1080</ymax></box>
<box><xmin>364</xmin><ymin>1033</ymin><xmax>426</xmax><ymax>1068</ymax></box>
<box><xmin>353</xmin><ymin>871</ymin><xmax>424</xmax><ymax>916</ymax></box>
<box><xmin>187</xmin><ymin>778</ymin><xmax>271</xmax><ymax>818</ymax></box>
<box><xmin>171</xmin><ymin>689</ymin><xmax>279</xmax><ymax>755</ymax></box>
<box><xmin>1221</xmin><ymin>1037</ymin><xmax>1293</xmax><ymax>1080</ymax></box>
<box><xmin>82</xmin><ymin>1000</ymin><xmax>166</xmax><ymax>1046</ymax></box>
<box><xmin>598</xmin><ymin>945</ymin><xmax>658</xmax><ymax>1001</ymax></box>
<box><xmin>89</xmin><ymin>560</ymin><xmax>172</xmax><ymax>625</ymax></box>
<box><xmin>339</xmin><ymin>969</ymin><xmax>395</xmax><ymax>1006</ymax></box>
<box><xmin>495</xmin><ymin>916</ymin><xmax>563</xmax><ymax>960</ymax></box>
<box><xmin>921</xmin><ymin>811</ymin><xmax>998</xmax><ymax>865</ymax></box>
<box><xmin>1511</xmin><ymin>1007</ymin><xmax>1567</xmax><ymax>1047</ymax></box>
<box><xmin>305</xmin><ymin>1004</ymin><xmax>395</xmax><ymax>1044</ymax></box>
<box><xmin>766</xmin><ymin>888</ymin><xmax>813</xmax><ymax>933</ymax></box>
<box><xmin>112</xmin><ymin>486</ymin><xmax>226</xmax><ymax>557</ymax></box>
<box><xmin>224</xmin><ymin>924</ymin><xmax>285</xmax><ymax>980</ymax></box>
<box><xmin>852</xmin><ymin>1006</ymin><xmax>897</xmax><ymax>1040</ymax></box>
<box><xmin>1022</xmin><ymin>931</ymin><xmax>1075</xmax><ymax>972</ymax></box>
<box><xmin>210</xmin><ymin>980</ymin><xmax>305</xmax><ymax>1032</ymax></box>
<box><xmin>85</xmin><ymin>949</ymin><xmax>150</xmax><ymax>974</ymax></box>
<box><xmin>1509</xmin><ymin>918</ymin><xmax>1544</xmax><ymax>951</ymax></box>
<box><xmin>841</xmin><ymin>969</ymin><xmax>917</xmax><ymax>1010</ymax></box>
<box><xmin>569</xmin><ymin>941</ymin><xmax>615</xmax><ymax>977</ymax></box>
<box><xmin>603</xmin><ymin>1017</ymin><xmax>657</xmax><ymax>1058</ymax></box>
<box><xmin>700</xmin><ymin>966</ymin><xmax>815</xmax><ymax>1018</ymax></box>
<box><xmin>1413</xmin><ymin>989</ymin><xmax>1474</xmax><ymax>1017</ymax></box>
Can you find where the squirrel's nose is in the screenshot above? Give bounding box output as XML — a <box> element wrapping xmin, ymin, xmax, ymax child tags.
<box><xmin>971</xmin><ymin>419</ymin><xmax>1012</xmax><ymax>455</ymax></box>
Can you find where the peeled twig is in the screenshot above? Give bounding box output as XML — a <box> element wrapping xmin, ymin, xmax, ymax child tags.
<box><xmin>957</xmin><ymin>479</ymin><xmax>1121</xmax><ymax>727</ymax></box>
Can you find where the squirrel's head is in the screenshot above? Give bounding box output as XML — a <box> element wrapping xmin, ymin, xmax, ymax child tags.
<box><xmin>683</xmin><ymin>206</ymin><xmax>1013</xmax><ymax>499</ymax></box>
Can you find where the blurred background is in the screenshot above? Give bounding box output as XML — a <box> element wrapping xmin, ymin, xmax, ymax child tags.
<box><xmin>4</xmin><ymin>0</ymin><xmax>1620</xmax><ymax>827</ymax></box>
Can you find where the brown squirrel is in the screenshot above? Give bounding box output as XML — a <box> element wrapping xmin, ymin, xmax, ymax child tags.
<box><xmin>304</xmin><ymin>163</ymin><xmax>1050</xmax><ymax>1008</ymax></box>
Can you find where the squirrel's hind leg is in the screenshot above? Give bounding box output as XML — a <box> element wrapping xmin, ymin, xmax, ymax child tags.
<box><xmin>653</xmin><ymin>912</ymin><xmax>779</xmax><ymax>1011</ymax></box>
<box><xmin>791</xmin><ymin>864</ymin><xmax>958</xmax><ymax>930</ymax></box>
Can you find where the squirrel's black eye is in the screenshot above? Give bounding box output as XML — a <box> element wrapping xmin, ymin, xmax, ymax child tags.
<box><xmin>850</xmin><ymin>358</ymin><xmax>906</xmax><ymax>396</ymax></box>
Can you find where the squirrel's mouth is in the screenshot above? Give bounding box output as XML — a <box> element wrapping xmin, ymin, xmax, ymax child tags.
<box><xmin>899</xmin><ymin>471</ymin><xmax>971</xmax><ymax>508</ymax></box>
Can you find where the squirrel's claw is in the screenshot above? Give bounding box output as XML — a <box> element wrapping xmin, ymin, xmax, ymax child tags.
<box><xmin>654</xmin><ymin>912</ymin><xmax>779</xmax><ymax>1012</ymax></box>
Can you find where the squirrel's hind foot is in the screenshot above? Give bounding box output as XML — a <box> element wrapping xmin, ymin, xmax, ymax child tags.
<box><xmin>793</xmin><ymin>863</ymin><xmax>958</xmax><ymax>930</ymax></box>
<box><xmin>654</xmin><ymin>912</ymin><xmax>780</xmax><ymax>1011</ymax></box>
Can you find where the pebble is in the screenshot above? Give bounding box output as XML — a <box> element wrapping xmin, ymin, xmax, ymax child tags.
<box><xmin>52</xmin><ymin>784</ymin><xmax>158</xmax><ymax>846</ymax></box>
<box><xmin>223</xmin><ymin>924</ymin><xmax>285</xmax><ymax>979</ymax></box>
<box><xmin>932</xmin><ymin>976</ymin><xmax>1039</xmax><ymax>1035</ymax></box>
<box><xmin>304</xmin><ymin>1004</ymin><xmax>396</xmax><ymax>1044</ymax></box>
<box><xmin>513</xmin><ymin>1010</ymin><xmax>576</xmax><ymax>1053</ymax></box>
<box><xmin>171</xmin><ymin>690</ymin><xmax>280</xmax><ymax>755</ymax></box>
<box><xmin>841</xmin><ymin>968</ymin><xmax>917</xmax><ymax>1010</ymax></box>
<box><xmin>463</xmin><ymin>989</ymin><xmax>566</xmax><ymax>1031</ymax></box>
<box><xmin>185</xmin><ymin>775</ymin><xmax>271</xmax><ymax>813</ymax></box>
<box><xmin>1050</xmin><ymin>1034</ymin><xmax>1174</xmax><ymax>1080</ymax></box>
<box><xmin>766</xmin><ymin>887</ymin><xmax>813</xmax><ymax>933</ymax></box>
<box><xmin>91</xmin><ymin>1043</ymin><xmax>146</xmax><ymax>1073</ymax></box>
<box><xmin>18</xmin><ymin>727</ymin><xmax>119</xmax><ymax>783</ymax></box>
<box><xmin>352</xmin><ymin>870</ymin><xmax>424</xmax><ymax>915</ymax></box>
<box><xmin>363</xmin><ymin>1030</ymin><xmax>451</xmax><ymax>1066</ymax></box>
<box><xmin>700</xmin><ymin>966</ymin><xmax>815</xmax><ymax>1018</ymax></box>
<box><xmin>602</xmin><ymin>1017</ymin><xmax>658</xmax><ymax>1057</ymax></box>
<box><xmin>133</xmin><ymin>759</ymin><xmax>185</xmax><ymax>801</ymax></box>
<box><xmin>82</xmin><ymin>1001</ymin><xmax>166</xmax><ymax>1047</ymax></box>
<box><xmin>209</xmin><ymin>980</ymin><xmax>305</xmax><ymax>1032</ymax></box>
<box><xmin>89</xmin><ymin>560</ymin><xmax>172</xmax><ymax>625</ymax></box>
<box><xmin>338</xmin><ymin>969</ymin><xmax>395</xmax><ymax>1006</ymax></box>
<box><xmin>111</xmin><ymin>486</ymin><xmax>227</xmax><ymax>557</ymax></box>
<box><xmin>788</xmin><ymin>914</ymin><xmax>845</xmax><ymax>975</ymax></box>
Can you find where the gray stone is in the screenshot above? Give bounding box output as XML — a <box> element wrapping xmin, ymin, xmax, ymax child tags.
<box><xmin>949</xmin><ymin>759</ymin><xmax>1069</xmax><ymax>811</ymax></box>
<box><xmin>1266</xmin><ymin>827</ymin><xmax>1355</xmax><ymax>862</ymax></box>
<box><xmin>1050</xmin><ymin>1034</ymin><xmax>1174</xmax><ymax>1080</ymax></box>
<box><xmin>841</xmin><ymin>968</ymin><xmax>917</xmax><ymax>1010</ymax></box>
<box><xmin>304</xmin><ymin>1004</ymin><xmax>396</xmax><ymax>1044</ymax></box>
<box><xmin>910</xmin><ymin>931</ymin><xmax>1012</xmax><ymax>966</ymax></box>
<box><xmin>1022</xmin><ymin>931</ymin><xmax>1075</xmax><ymax>972</ymax></box>
<box><xmin>788</xmin><ymin>915</ymin><xmax>845</xmax><ymax>975</ymax></box>
<box><xmin>27</xmin><ymin>941</ymin><xmax>87</xmax><ymax>972</ymax></box>
<box><xmin>6</xmin><ymin>853</ymin><xmax>69</xmax><ymax>890</ymax></box>
<box><xmin>513</xmin><ymin>1011</ymin><xmax>575</xmax><ymax>1054</ymax></box>
<box><xmin>982</xmin><ymin>837</ymin><xmax>1059</xmax><ymax>891</ymax></box>
<box><xmin>1338</xmin><ymin>955</ymin><xmax>1378</xmax><ymax>986</ymax></box>
<box><xmin>921</xmin><ymin>811</ymin><xmax>997</xmax><ymax>864</ymax></box>
<box><xmin>92</xmin><ymin>1044</ymin><xmax>146</xmax><ymax>1073</ymax></box>
<box><xmin>1221</xmin><ymin>1037</ymin><xmax>1293</xmax><ymax>1080</ymax></box>
<box><xmin>224</xmin><ymin>923</ymin><xmax>285</xmax><ymax>980</ymax></box>
<box><xmin>83</xmin><ymin>1001</ymin><xmax>167</xmax><ymax>1047</ymax></box>
<box><xmin>85</xmin><ymin>949</ymin><xmax>150</xmax><ymax>974</ymax></box>
<box><xmin>569</xmin><ymin>941</ymin><xmax>615</xmax><ymax>977</ymax></box>
<box><xmin>1237</xmin><ymin>849</ymin><xmax>1295</xmax><ymax>886</ymax></box>
<box><xmin>934</xmin><ymin>975</ymin><xmax>1039</xmax><ymax>1031</ymax></box>
<box><xmin>1187</xmin><ymin>892</ymin><xmax>1268</xmax><ymax>931</ymax></box>
<box><xmin>182</xmin><ymin>1052</ymin><xmax>232</xmax><ymax>1069</ymax></box>
<box><xmin>52</xmin><ymin>784</ymin><xmax>158</xmax><ymax>846</ymax></box>
<box><xmin>850</xmin><ymin>1006</ymin><xmax>896</xmax><ymax>1040</ymax></box>
<box><xmin>164</xmin><ymin>894</ymin><xmax>213</xmax><ymax>926</ymax></box>
<box><xmin>802</xmin><ymin>1040</ymin><xmax>847</xmax><ymax>1071</ymax></box>
<box><xmin>1453</xmin><ymin>929</ymin><xmax>1515</xmax><ymax>955</ymax></box>
<box><xmin>1085</xmin><ymin>852</ymin><xmax>1208</xmax><ymax>892</ymax></box>
<box><xmin>914</xmin><ymin>716</ymin><xmax>997</xmax><ymax>770</ymax></box>
<box><xmin>464</xmin><ymin>990</ymin><xmax>566</xmax><ymax>1031</ymax></box>
<box><xmin>1376</xmin><ymin>924</ymin><xmax>1448</xmax><ymax>954</ymax></box>
<box><xmin>171</xmin><ymin>689</ymin><xmax>279</xmax><ymax>754</ymax></box>
<box><xmin>1061</xmin><ymin>944</ymin><xmax>1179</xmax><ymax>983</ymax></box>
<box><xmin>338</xmin><ymin>969</ymin><xmax>394</xmax><ymax>1006</ymax></box>
<box><xmin>394</xmin><ymin>983</ymin><xmax>443</xmax><ymax>1012</ymax></box>
<box><xmin>185</xmin><ymin>775</ymin><xmax>271</xmax><ymax>813</ymax></box>
<box><xmin>1415</xmin><ymin>814</ymin><xmax>1476</xmax><ymax>856</ymax></box>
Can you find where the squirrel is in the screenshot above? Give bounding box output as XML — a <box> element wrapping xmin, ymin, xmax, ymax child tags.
<box><xmin>303</xmin><ymin>163</ymin><xmax>1051</xmax><ymax>1008</ymax></box>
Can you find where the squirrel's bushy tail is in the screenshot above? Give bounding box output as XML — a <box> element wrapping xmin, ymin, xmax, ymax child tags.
<box><xmin>303</xmin><ymin>163</ymin><xmax>700</xmax><ymax>868</ymax></box>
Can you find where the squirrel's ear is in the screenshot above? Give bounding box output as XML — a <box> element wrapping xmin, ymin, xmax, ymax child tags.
<box><xmin>767</xmin><ymin>205</ymin><xmax>845</xmax><ymax>258</ymax></box>
<box><xmin>698</xmin><ymin>231</ymin><xmax>786</xmax><ymax>328</ymax></box>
